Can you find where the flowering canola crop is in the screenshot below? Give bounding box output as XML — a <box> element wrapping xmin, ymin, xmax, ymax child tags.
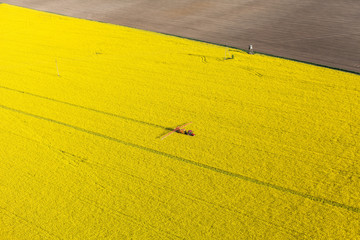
<box><xmin>0</xmin><ymin>4</ymin><xmax>359</xmax><ymax>239</ymax></box>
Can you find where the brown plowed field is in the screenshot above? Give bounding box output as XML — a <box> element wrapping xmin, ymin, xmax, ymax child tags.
<box><xmin>2</xmin><ymin>0</ymin><xmax>359</xmax><ymax>71</ymax></box>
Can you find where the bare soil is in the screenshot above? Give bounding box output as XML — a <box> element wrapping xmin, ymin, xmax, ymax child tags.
<box><xmin>2</xmin><ymin>0</ymin><xmax>360</xmax><ymax>72</ymax></box>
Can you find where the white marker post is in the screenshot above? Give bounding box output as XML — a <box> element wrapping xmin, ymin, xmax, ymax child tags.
<box><xmin>248</xmin><ymin>45</ymin><xmax>254</xmax><ymax>54</ymax></box>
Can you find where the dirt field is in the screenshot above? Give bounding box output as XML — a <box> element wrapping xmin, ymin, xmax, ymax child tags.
<box><xmin>2</xmin><ymin>0</ymin><xmax>359</xmax><ymax>73</ymax></box>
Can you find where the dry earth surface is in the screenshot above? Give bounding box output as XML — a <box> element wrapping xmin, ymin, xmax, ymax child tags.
<box><xmin>2</xmin><ymin>0</ymin><xmax>360</xmax><ymax>73</ymax></box>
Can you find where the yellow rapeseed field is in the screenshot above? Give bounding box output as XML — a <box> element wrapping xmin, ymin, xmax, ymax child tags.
<box><xmin>0</xmin><ymin>3</ymin><xmax>359</xmax><ymax>239</ymax></box>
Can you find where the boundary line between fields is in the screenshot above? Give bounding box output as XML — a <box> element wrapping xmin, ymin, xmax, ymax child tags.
<box><xmin>2</xmin><ymin>3</ymin><xmax>359</xmax><ymax>75</ymax></box>
<box><xmin>1</xmin><ymin>104</ymin><xmax>359</xmax><ymax>214</ymax></box>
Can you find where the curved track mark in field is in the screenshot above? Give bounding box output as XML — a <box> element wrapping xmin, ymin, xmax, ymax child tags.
<box><xmin>0</xmin><ymin>206</ymin><xmax>62</xmax><ymax>239</ymax></box>
<box><xmin>88</xmin><ymin>162</ymin><xmax>307</xmax><ymax>238</ymax></box>
<box><xmin>77</xmin><ymin>197</ymin><xmax>184</xmax><ymax>239</ymax></box>
<box><xmin>0</xmin><ymin>85</ymin><xmax>166</xmax><ymax>129</ymax></box>
<box><xmin>1</xmin><ymin>127</ymin><xmax>305</xmax><ymax>237</ymax></box>
<box><xmin>1</xmin><ymin>104</ymin><xmax>359</xmax><ymax>214</ymax></box>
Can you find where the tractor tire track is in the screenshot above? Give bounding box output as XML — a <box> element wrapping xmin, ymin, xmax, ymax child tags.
<box><xmin>1</xmin><ymin>104</ymin><xmax>359</xmax><ymax>214</ymax></box>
